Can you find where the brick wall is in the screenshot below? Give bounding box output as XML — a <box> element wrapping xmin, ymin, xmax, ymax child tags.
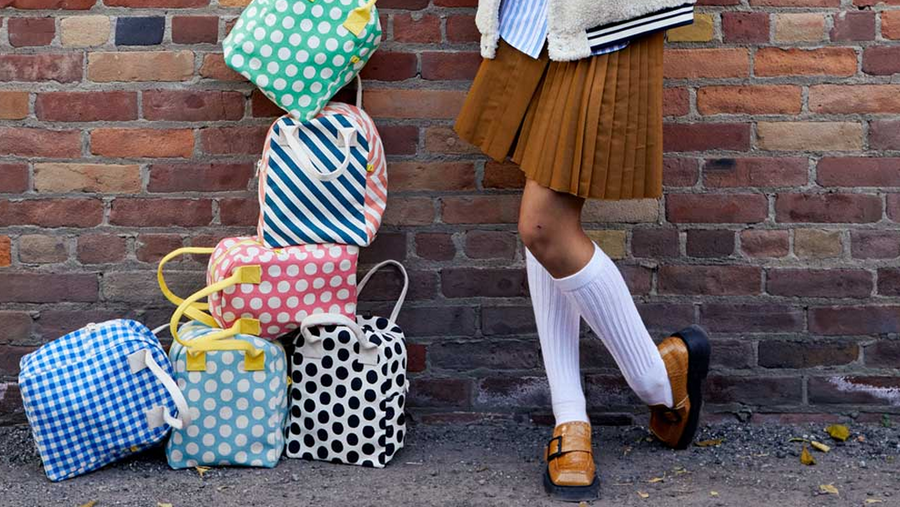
<box><xmin>2</xmin><ymin>0</ymin><xmax>899</xmax><ymax>426</ymax></box>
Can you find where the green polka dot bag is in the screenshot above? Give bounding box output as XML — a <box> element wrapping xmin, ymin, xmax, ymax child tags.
<box><xmin>223</xmin><ymin>0</ymin><xmax>382</xmax><ymax>120</ymax></box>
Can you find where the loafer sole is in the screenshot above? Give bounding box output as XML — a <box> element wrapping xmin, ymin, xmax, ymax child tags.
<box><xmin>671</xmin><ymin>324</ymin><xmax>711</xmax><ymax>450</ymax></box>
<box><xmin>543</xmin><ymin>467</ymin><xmax>600</xmax><ymax>502</ymax></box>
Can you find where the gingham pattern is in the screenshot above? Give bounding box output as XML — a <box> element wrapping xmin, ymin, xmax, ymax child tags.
<box><xmin>18</xmin><ymin>320</ymin><xmax>176</xmax><ymax>481</ymax></box>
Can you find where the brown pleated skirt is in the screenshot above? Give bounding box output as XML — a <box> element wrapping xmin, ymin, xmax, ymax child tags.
<box><xmin>454</xmin><ymin>33</ymin><xmax>665</xmax><ymax>200</ymax></box>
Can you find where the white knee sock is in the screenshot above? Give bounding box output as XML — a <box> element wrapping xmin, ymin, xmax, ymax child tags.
<box><xmin>526</xmin><ymin>249</ymin><xmax>589</xmax><ymax>425</ymax></box>
<box><xmin>555</xmin><ymin>244</ymin><xmax>673</xmax><ymax>408</ymax></box>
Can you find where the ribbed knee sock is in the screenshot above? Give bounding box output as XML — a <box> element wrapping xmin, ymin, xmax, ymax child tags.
<box><xmin>555</xmin><ymin>244</ymin><xmax>673</xmax><ymax>408</ymax></box>
<box><xmin>526</xmin><ymin>249</ymin><xmax>589</xmax><ymax>425</ymax></box>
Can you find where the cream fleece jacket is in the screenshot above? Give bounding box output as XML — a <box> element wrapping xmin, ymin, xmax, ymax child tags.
<box><xmin>476</xmin><ymin>0</ymin><xmax>695</xmax><ymax>61</ymax></box>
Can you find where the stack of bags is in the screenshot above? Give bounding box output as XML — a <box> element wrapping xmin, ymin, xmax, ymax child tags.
<box><xmin>18</xmin><ymin>0</ymin><xmax>410</xmax><ymax>482</ymax></box>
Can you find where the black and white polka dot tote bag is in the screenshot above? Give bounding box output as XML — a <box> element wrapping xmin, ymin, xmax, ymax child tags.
<box><xmin>286</xmin><ymin>260</ymin><xmax>408</xmax><ymax>467</ymax></box>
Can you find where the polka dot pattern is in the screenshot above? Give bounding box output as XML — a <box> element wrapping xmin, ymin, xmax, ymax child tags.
<box><xmin>207</xmin><ymin>237</ymin><xmax>359</xmax><ymax>339</ymax></box>
<box><xmin>285</xmin><ymin>315</ymin><xmax>408</xmax><ymax>468</ymax></box>
<box><xmin>166</xmin><ymin>321</ymin><xmax>288</xmax><ymax>470</ymax></box>
<box><xmin>223</xmin><ymin>0</ymin><xmax>383</xmax><ymax>120</ymax></box>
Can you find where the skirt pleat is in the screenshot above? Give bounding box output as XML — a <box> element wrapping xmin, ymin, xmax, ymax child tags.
<box><xmin>454</xmin><ymin>32</ymin><xmax>665</xmax><ymax>200</ymax></box>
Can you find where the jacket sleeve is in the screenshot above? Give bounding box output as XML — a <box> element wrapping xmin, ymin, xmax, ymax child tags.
<box><xmin>475</xmin><ymin>0</ymin><xmax>502</xmax><ymax>59</ymax></box>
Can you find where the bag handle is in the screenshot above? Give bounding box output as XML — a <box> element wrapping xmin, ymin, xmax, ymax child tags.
<box><xmin>300</xmin><ymin>312</ymin><xmax>378</xmax><ymax>365</ymax></box>
<box><xmin>357</xmin><ymin>260</ymin><xmax>408</xmax><ymax>324</ymax></box>
<box><xmin>280</xmin><ymin>124</ymin><xmax>357</xmax><ymax>182</ymax></box>
<box><xmin>356</xmin><ymin>74</ymin><xmax>363</xmax><ymax>109</ymax></box>
<box><xmin>128</xmin><ymin>347</ymin><xmax>191</xmax><ymax>430</ymax></box>
<box><xmin>343</xmin><ymin>0</ymin><xmax>377</xmax><ymax>37</ymax></box>
<box><xmin>158</xmin><ymin>247</ymin><xmax>217</xmax><ymax>328</ymax></box>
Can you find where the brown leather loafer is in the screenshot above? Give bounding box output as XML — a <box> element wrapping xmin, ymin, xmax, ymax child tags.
<box><xmin>649</xmin><ymin>325</ymin><xmax>711</xmax><ymax>450</ymax></box>
<box><xmin>543</xmin><ymin>421</ymin><xmax>600</xmax><ymax>502</ymax></box>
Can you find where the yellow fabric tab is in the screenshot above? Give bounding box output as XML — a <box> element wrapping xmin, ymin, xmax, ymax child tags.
<box><xmin>350</xmin><ymin>55</ymin><xmax>360</xmax><ymax>64</ymax></box>
<box><xmin>343</xmin><ymin>0</ymin><xmax>377</xmax><ymax>37</ymax></box>
<box><xmin>186</xmin><ymin>350</ymin><xmax>206</xmax><ymax>371</ymax></box>
<box><xmin>235</xmin><ymin>265</ymin><xmax>262</xmax><ymax>284</ymax></box>
<box><xmin>244</xmin><ymin>349</ymin><xmax>265</xmax><ymax>371</ymax></box>
<box><xmin>366</xmin><ymin>163</ymin><xmax>374</xmax><ymax>173</ymax></box>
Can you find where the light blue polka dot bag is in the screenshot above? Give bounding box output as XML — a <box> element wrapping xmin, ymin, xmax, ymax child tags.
<box><xmin>166</xmin><ymin>319</ymin><xmax>288</xmax><ymax>469</ymax></box>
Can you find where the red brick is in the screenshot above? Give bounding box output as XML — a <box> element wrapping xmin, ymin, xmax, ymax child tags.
<box><xmin>393</xmin><ymin>13</ymin><xmax>440</xmax><ymax>43</ymax></box>
<box><xmin>0</xmin><ymin>346</ymin><xmax>35</xmax><ymax>375</ymax></box>
<box><xmin>0</xmin><ymin>273</ymin><xmax>98</xmax><ymax>303</ymax></box>
<box><xmin>171</xmin><ymin>16</ymin><xmax>218</xmax><ymax>44</ymax></box>
<box><xmin>663</xmin><ymin>157</ymin><xmax>699</xmax><ymax>187</ymax></box>
<box><xmin>667</xmin><ymin>193</ymin><xmax>767</xmax><ymax>223</ymax></box>
<box><xmin>136</xmin><ymin>234</ymin><xmax>183</xmax><ymax>263</ymax></box>
<box><xmin>722</xmin><ymin>12</ymin><xmax>770</xmax><ymax>43</ymax></box>
<box><xmin>698</xmin><ymin>85</ymin><xmax>801</xmax><ymax>115</ymax></box>
<box><xmin>421</xmin><ymin>52</ymin><xmax>481</xmax><ymax>81</ymax></box>
<box><xmin>0</xmin><ymin>163</ymin><xmax>29</xmax><ymax>193</ymax></box>
<box><xmin>704</xmin><ymin>157</ymin><xmax>808</xmax><ymax>188</ymax></box>
<box><xmin>104</xmin><ymin>0</ymin><xmax>207</xmax><ymax>5</ymax></box>
<box><xmin>0</xmin><ymin>199</ymin><xmax>102</xmax><ymax>228</ymax></box>
<box><xmin>700</xmin><ymin>303</ymin><xmax>804</xmax><ymax>332</ymax></box>
<box><xmin>659</xmin><ymin>265</ymin><xmax>761</xmax><ymax>295</ymax></box>
<box><xmin>378</xmin><ymin>0</ymin><xmax>429</xmax><ymax>7</ymax></box>
<box><xmin>8</xmin><ymin>17</ymin><xmax>55</xmax><ymax>46</ymax></box>
<box><xmin>767</xmin><ymin>340</ymin><xmax>859</xmax><ymax>368</ymax></box>
<box><xmin>199</xmin><ymin>53</ymin><xmax>244</xmax><ymax>82</ymax></box>
<box><xmin>111</xmin><ymin>198</ymin><xmax>212</xmax><ymax>226</ymax></box>
<box><xmin>698</xmin><ymin>0</ymin><xmax>739</xmax><ymax>5</ymax></box>
<box><xmin>664</xmin><ymin>49</ymin><xmax>749</xmax><ymax>79</ymax></box>
<box><xmin>446</xmin><ymin>14</ymin><xmax>479</xmax><ymax>42</ymax></box>
<box><xmin>1</xmin><ymin>0</ymin><xmax>94</xmax><ymax>8</ymax></box>
<box><xmin>818</xmin><ymin>157</ymin><xmax>900</xmax><ymax>187</ymax></box>
<box><xmin>830</xmin><ymin>11</ymin><xmax>875</xmax><ymax>41</ymax></box>
<box><xmin>889</xmin><ymin>194</ymin><xmax>900</xmax><ymax>222</ymax></box>
<box><xmin>755</xmin><ymin>47</ymin><xmax>857</xmax><ymax>77</ymax></box>
<box><xmin>851</xmin><ymin>231</ymin><xmax>900</xmax><ymax>259</ymax></box>
<box><xmin>862</xmin><ymin>47</ymin><xmax>900</xmax><ymax>76</ymax></box>
<box><xmin>360</xmin><ymin>51</ymin><xmax>417</xmax><ymax>82</ymax></box>
<box><xmin>148</xmin><ymin>163</ymin><xmax>254</xmax><ymax>192</ymax></box>
<box><xmin>0</xmin><ymin>54</ymin><xmax>83</xmax><ymax>82</ymax></box>
<box><xmin>407</xmin><ymin>378</ymin><xmax>472</xmax><ymax>408</ymax></box>
<box><xmin>775</xmin><ymin>193</ymin><xmax>881</xmax><ymax>223</ymax></box>
<box><xmin>0</xmin><ymin>236</ymin><xmax>10</xmax><ymax>267</ymax></box>
<box><xmin>631</xmin><ymin>228</ymin><xmax>679</xmax><ymax>258</ymax></box>
<box><xmin>359</xmin><ymin>232</ymin><xmax>407</xmax><ymax>265</ymax></box>
<box><xmin>663</xmin><ymin>123</ymin><xmax>751</xmax><ymax>152</ymax></box>
<box><xmin>0</xmin><ymin>311</ymin><xmax>33</xmax><ymax>345</ymax></box>
<box><xmin>200</xmin><ymin>125</ymin><xmax>269</xmax><ymax>155</ymax></box>
<box><xmin>441</xmin><ymin>195</ymin><xmax>521</xmax><ymax>224</ymax></box>
<box><xmin>36</xmin><ymin>91</ymin><xmax>138</xmax><ymax>121</ymax></box>
<box><xmin>433</xmin><ymin>0</ymin><xmax>476</xmax><ymax>5</ymax></box>
<box><xmin>870</xmin><ymin>120</ymin><xmax>900</xmax><ymax>150</ymax></box>
<box><xmin>809</xmin><ymin>376</ymin><xmax>900</xmax><ymax>405</ymax></box>
<box><xmin>865</xmin><ymin>340</ymin><xmax>900</xmax><ymax>368</ymax></box>
<box><xmin>18</xmin><ymin>234</ymin><xmax>67</xmax><ymax>264</ymax></box>
<box><xmin>464</xmin><ymin>231</ymin><xmax>517</xmax><ymax>260</ymax></box>
<box><xmin>382</xmin><ymin>197</ymin><xmax>434</xmax><ymax>226</ymax></box>
<box><xmin>442</xmin><ymin>268</ymin><xmax>527</xmax><ymax>298</ymax></box>
<box><xmin>706</xmin><ymin>376</ymin><xmax>802</xmax><ymax>406</ymax></box>
<box><xmin>885</xmin><ymin>11</ymin><xmax>900</xmax><ymax>39</ymax></box>
<box><xmin>406</xmin><ymin>342</ymin><xmax>426</xmax><ymax>373</ymax></box>
<box><xmin>415</xmin><ymin>233</ymin><xmax>455</xmax><ymax>261</ymax></box>
<box><xmin>663</xmin><ymin>87</ymin><xmax>689</xmax><ymax>117</ymax></box>
<box><xmin>621</xmin><ymin>265</ymin><xmax>653</xmax><ymax>295</ymax></box>
<box><xmin>91</xmin><ymin>128</ymin><xmax>194</xmax><ymax>158</ymax></box>
<box><xmin>425</xmin><ymin>127</ymin><xmax>481</xmax><ymax>155</ymax></box>
<box><xmin>810</xmin><ymin>306</ymin><xmax>900</xmax><ymax>335</ymax></box>
<box><xmin>249</xmin><ymin>90</ymin><xmax>283</xmax><ymax>118</ymax></box>
<box><xmin>686</xmin><ymin>230</ymin><xmax>734</xmax><ymax>258</ymax></box>
<box><xmin>741</xmin><ymin>229</ymin><xmax>789</xmax><ymax>258</ymax></box>
<box><xmin>218</xmin><ymin>198</ymin><xmax>259</xmax><ymax>226</ymax></box>
<box><xmin>0</xmin><ymin>127</ymin><xmax>81</xmax><ymax>158</ymax></box>
<box><xmin>0</xmin><ymin>91</ymin><xmax>28</xmax><ymax>119</ymax></box>
<box><xmin>390</xmin><ymin>162</ymin><xmax>475</xmax><ymax>192</ymax></box>
<box><xmin>143</xmin><ymin>90</ymin><xmax>244</xmax><ymax>121</ymax></box>
<box><xmin>811</xmin><ymin>85</ymin><xmax>900</xmax><ymax>114</ymax></box>
<box><xmin>77</xmin><ymin>234</ymin><xmax>127</xmax><ymax>264</ymax></box>
<box><xmin>484</xmin><ymin>161</ymin><xmax>526</xmax><ymax>189</ymax></box>
<box><xmin>879</xmin><ymin>268</ymin><xmax>900</xmax><ymax>296</ymax></box>
<box><xmin>364</xmin><ymin>89</ymin><xmax>466</xmax><ymax>119</ymax></box>
<box><xmin>378</xmin><ymin>124</ymin><xmax>418</xmax><ymax>156</ymax></box>
<box><xmin>769</xmin><ymin>268</ymin><xmax>872</xmax><ymax>298</ymax></box>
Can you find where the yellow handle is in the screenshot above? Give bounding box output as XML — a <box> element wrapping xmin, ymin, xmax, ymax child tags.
<box><xmin>343</xmin><ymin>0</ymin><xmax>377</xmax><ymax>37</ymax></box>
<box><xmin>158</xmin><ymin>247</ymin><xmax>217</xmax><ymax>327</ymax></box>
<box><xmin>170</xmin><ymin>265</ymin><xmax>262</xmax><ymax>345</ymax></box>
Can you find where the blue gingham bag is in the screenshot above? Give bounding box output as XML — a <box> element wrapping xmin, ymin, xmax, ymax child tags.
<box><xmin>18</xmin><ymin>319</ymin><xmax>190</xmax><ymax>481</ymax></box>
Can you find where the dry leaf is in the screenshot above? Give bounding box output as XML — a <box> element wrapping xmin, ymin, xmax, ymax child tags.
<box><xmin>637</xmin><ymin>491</ymin><xmax>650</xmax><ymax>499</ymax></box>
<box><xmin>865</xmin><ymin>499</ymin><xmax>884</xmax><ymax>504</ymax></box>
<box><xmin>789</xmin><ymin>437</ymin><xmax>808</xmax><ymax>443</ymax></box>
<box><xmin>710</xmin><ymin>491</ymin><xmax>719</xmax><ymax>497</ymax></box>
<box><xmin>194</xmin><ymin>466</ymin><xmax>211</xmax><ymax>478</ymax></box>
<box><xmin>810</xmin><ymin>441</ymin><xmax>831</xmax><ymax>453</ymax></box>
<box><xmin>800</xmin><ymin>444</ymin><xmax>816</xmax><ymax>466</ymax></box>
<box><xmin>648</xmin><ymin>476</ymin><xmax>665</xmax><ymax>483</ymax></box>
<box><xmin>857</xmin><ymin>435</ymin><xmax>866</xmax><ymax>443</ymax></box>
<box><xmin>696</xmin><ymin>438</ymin><xmax>723</xmax><ymax>447</ymax></box>
<box><xmin>825</xmin><ymin>424</ymin><xmax>850</xmax><ymax>441</ymax></box>
<box><xmin>79</xmin><ymin>502</ymin><xmax>97</xmax><ymax>507</ymax></box>
<box><xmin>819</xmin><ymin>484</ymin><xmax>839</xmax><ymax>495</ymax></box>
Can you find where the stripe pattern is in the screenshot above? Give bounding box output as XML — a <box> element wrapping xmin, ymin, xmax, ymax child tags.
<box><xmin>258</xmin><ymin>104</ymin><xmax>386</xmax><ymax>248</ymax></box>
<box><xmin>586</xmin><ymin>3</ymin><xmax>695</xmax><ymax>50</ymax></box>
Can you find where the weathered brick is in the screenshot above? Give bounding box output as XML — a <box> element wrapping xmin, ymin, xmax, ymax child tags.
<box><xmin>818</xmin><ymin>157</ymin><xmax>900</xmax><ymax>188</ymax></box>
<box><xmin>91</xmin><ymin>129</ymin><xmax>194</xmax><ymax>158</ymax></box>
<box><xmin>760</xmin><ymin>340</ymin><xmax>858</xmax><ymax>368</ymax></box>
<box><xmin>0</xmin><ymin>312</ymin><xmax>33</xmax><ymax>345</ymax></box>
<box><xmin>851</xmin><ymin>231</ymin><xmax>900</xmax><ymax>260</ymax></box>
<box><xmin>621</xmin><ymin>265</ymin><xmax>653</xmax><ymax>295</ymax></box>
<box><xmin>421</xmin><ymin>52</ymin><xmax>481</xmax><ymax>81</ymax></box>
<box><xmin>667</xmin><ymin>193</ymin><xmax>766</xmax><ymax>223</ymax></box>
<box><xmin>706</xmin><ymin>157</ymin><xmax>807</xmax><ymax>190</ymax></box>
<box><xmin>587</xmin><ymin>230</ymin><xmax>626</xmax><ymax>259</ymax></box>
<box><xmin>105</xmin><ymin>0</ymin><xmax>208</xmax><ymax>6</ymax></box>
<box><xmin>862</xmin><ymin>47</ymin><xmax>900</xmax><ymax>76</ymax></box>
<box><xmin>34</xmin><ymin>163</ymin><xmax>140</xmax><ymax>193</ymax></box>
<box><xmin>115</xmin><ymin>16</ymin><xmax>164</xmax><ymax>46</ymax></box>
<box><xmin>809</xmin><ymin>306</ymin><xmax>900</xmax><ymax>335</ymax></box>
<box><xmin>364</xmin><ymin>90</ymin><xmax>466</xmax><ymax>119</ymax></box>
<box><xmin>484</xmin><ymin>161</ymin><xmax>526</xmax><ymax>189</ymax></box>
<box><xmin>636</xmin><ymin>303</ymin><xmax>695</xmax><ymax>332</ymax></box>
<box><xmin>663</xmin><ymin>123</ymin><xmax>751</xmax><ymax>152</ymax></box>
<box><xmin>830</xmin><ymin>11</ymin><xmax>875</xmax><ymax>41</ymax></box>
<box><xmin>389</xmin><ymin>162</ymin><xmax>476</xmax><ymax>192</ymax></box>
<box><xmin>360</xmin><ymin>51</ymin><xmax>417</xmax><ymax>81</ymax></box>
<box><xmin>382</xmin><ymin>197</ymin><xmax>434</xmax><ymax>226</ymax></box>
<box><xmin>585</xmin><ymin>375</ymin><xmax>641</xmax><ymax>408</ymax></box>
<box><xmin>8</xmin><ymin>17</ymin><xmax>55</xmax><ymax>47</ymax></box>
<box><xmin>406</xmin><ymin>342</ymin><xmax>426</xmax><ymax>373</ymax></box>
<box><xmin>774</xmin><ymin>13</ymin><xmax>825</xmax><ymax>42</ymax></box>
<box><xmin>884</xmin><ymin>11</ymin><xmax>900</xmax><ymax>40</ymax></box>
<box><xmin>686</xmin><ymin>229</ymin><xmax>734</xmax><ymax>258</ymax></box>
<box><xmin>359</xmin><ymin>233</ymin><xmax>407</xmax><ymax>266</ymax></box>
<box><xmin>18</xmin><ymin>235</ymin><xmax>67</xmax><ymax>264</ymax></box>
<box><xmin>663</xmin><ymin>157</ymin><xmax>699</xmax><ymax>187</ymax></box>
<box><xmin>446</xmin><ymin>14</ymin><xmax>479</xmax><ymax>42</ymax></box>
<box><xmin>148</xmin><ymin>163</ymin><xmax>253</xmax><ymax>192</ymax></box>
<box><xmin>758</xmin><ymin>122</ymin><xmax>863</xmax><ymax>152</ymax></box>
<box><xmin>776</xmin><ymin>193</ymin><xmax>881</xmax><ymax>223</ymax></box>
<box><xmin>415</xmin><ymin>233</ymin><xmax>455</xmax><ymax>261</ymax></box>
<box><xmin>407</xmin><ymin>378</ymin><xmax>472</xmax><ymax>408</ymax></box>
<box><xmin>0</xmin><ymin>273</ymin><xmax>98</xmax><ymax>303</ymax></box>
<box><xmin>752</xmin><ymin>0</ymin><xmax>837</xmax><ymax>5</ymax></box>
<box><xmin>583</xmin><ymin>199</ymin><xmax>659</xmax><ymax>223</ymax></box>
<box><xmin>709</xmin><ymin>339</ymin><xmax>756</xmax><ymax>369</ymax></box>
<box><xmin>0</xmin><ymin>236</ymin><xmax>10</xmax><ymax>267</ymax></box>
<box><xmin>2</xmin><ymin>0</ymin><xmax>94</xmax><ymax>8</ymax></box>
<box><xmin>60</xmin><ymin>15</ymin><xmax>110</xmax><ymax>46</ymax></box>
<box><xmin>378</xmin><ymin>125</ymin><xmax>418</xmax><ymax>156</ymax></box>
<box><xmin>811</xmin><ymin>85</ymin><xmax>900</xmax><ymax>114</ymax></box>
<box><xmin>631</xmin><ymin>228</ymin><xmax>679</xmax><ymax>258</ymax></box>
<box><xmin>425</xmin><ymin>127</ymin><xmax>482</xmax><ymax>155</ymax></box>
<box><xmin>768</xmin><ymin>268</ymin><xmax>871</xmax><ymax>298</ymax></box>
<box><xmin>698</xmin><ymin>85</ymin><xmax>801</xmax><ymax>115</ymax></box>
<box><xmin>465</xmin><ymin>231</ymin><xmax>517</xmax><ymax>260</ymax></box>
<box><xmin>143</xmin><ymin>90</ymin><xmax>245</xmax><ymax>121</ymax></box>
<box><xmin>663</xmin><ymin>87</ymin><xmax>689</xmax><ymax>117</ymax></box>
<box><xmin>878</xmin><ymin>269</ymin><xmax>900</xmax><ymax>297</ymax></box>
<box><xmin>794</xmin><ymin>229</ymin><xmax>842</xmax><ymax>259</ymax></box>
<box><xmin>136</xmin><ymin>234</ymin><xmax>183</xmax><ymax>263</ymax></box>
<box><xmin>218</xmin><ymin>198</ymin><xmax>259</xmax><ymax>226</ymax></box>
<box><xmin>0</xmin><ymin>128</ymin><xmax>81</xmax><ymax>158</ymax></box>
<box><xmin>36</xmin><ymin>91</ymin><xmax>138</xmax><ymax>121</ymax></box>
<box><xmin>870</xmin><ymin>120</ymin><xmax>900</xmax><ymax>151</ymax></box>
<box><xmin>0</xmin><ymin>164</ymin><xmax>29</xmax><ymax>193</ymax></box>
<box><xmin>110</xmin><ymin>198</ymin><xmax>212</xmax><ymax>226</ymax></box>
<box><xmin>659</xmin><ymin>265</ymin><xmax>761</xmax><ymax>295</ymax></box>
<box><xmin>0</xmin><ymin>199</ymin><xmax>102</xmax><ymax>228</ymax></box>
<box><xmin>755</xmin><ymin>47</ymin><xmax>857</xmax><ymax>77</ymax></box>
<box><xmin>429</xmin><ymin>339</ymin><xmax>540</xmax><ymax>370</ymax></box>
<box><xmin>476</xmin><ymin>377</ymin><xmax>549</xmax><ymax>409</ymax></box>
<box><xmin>722</xmin><ymin>12</ymin><xmax>770</xmax><ymax>43</ymax></box>
<box><xmin>664</xmin><ymin>49</ymin><xmax>750</xmax><ymax>79</ymax></box>
<box><xmin>199</xmin><ymin>53</ymin><xmax>244</xmax><ymax>81</ymax></box>
<box><xmin>0</xmin><ymin>92</ymin><xmax>29</xmax><ymax>120</ymax></box>
<box><xmin>102</xmin><ymin>270</ymin><xmax>204</xmax><ymax>304</ymax></box>
<box><xmin>0</xmin><ymin>54</ymin><xmax>83</xmax><ymax>83</ymax></box>
<box><xmin>171</xmin><ymin>16</ymin><xmax>218</xmax><ymax>44</ymax></box>
<box><xmin>809</xmin><ymin>376</ymin><xmax>900</xmax><ymax>405</ymax></box>
<box><xmin>0</xmin><ymin>345</ymin><xmax>36</xmax><ymax>376</ymax></box>
<box><xmin>442</xmin><ymin>268</ymin><xmax>527</xmax><ymax>298</ymax></box>
<box><xmin>864</xmin><ymin>340</ymin><xmax>900</xmax><ymax>368</ymax></box>
<box><xmin>441</xmin><ymin>195</ymin><xmax>521</xmax><ymax>224</ymax></box>
<box><xmin>700</xmin><ymin>303</ymin><xmax>804</xmax><ymax>332</ymax></box>
<box><xmin>706</xmin><ymin>376</ymin><xmax>802</xmax><ymax>406</ymax></box>
<box><xmin>393</xmin><ymin>13</ymin><xmax>440</xmax><ymax>43</ymax></box>
<box><xmin>36</xmin><ymin>309</ymin><xmax>123</xmax><ymax>340</ymax></box>
<box><xmin>741</xmin><ymin>229</ymin><xmax>790</xmax><ymax>258</ymax></box>
<box><xmin>200</xmin><ymin>125</ymin><xmax>268</xmax><ymax>155</ymax></box>
<box><xmin>890</xmin><ymin>194</ymin><xmax>900</xmax><ymax>222</ymax></box>
<box><xmin>88</xmin><ymin>51</ymin><xmax>194</xmax><ymax>82</ymax></box>
<box><xmin>481</xmin><ymin>306</ymin><xmax>535</xmax><ymax>336</ymax></box>
<box><xmin>666</xmin><ymin>13</ymin><xmax>714</xmax><ymax>41</ymax></box>
<box><xmin>77</xmin><ymin>234</ymin><xmax>127</xmax><ymax>264</ymax></box>
<box><xmin>397</xmin><ymin>307</ymin><xmax>476</xmax><ymax>338</ymax></box>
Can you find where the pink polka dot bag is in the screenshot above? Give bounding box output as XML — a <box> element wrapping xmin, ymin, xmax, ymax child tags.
<box><xmin>159</xmin><ymin>236</ymin><xmax>358</xmax><ymax>340</ymax></box>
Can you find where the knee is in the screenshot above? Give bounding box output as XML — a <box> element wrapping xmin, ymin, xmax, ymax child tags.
<box><xmin>518</xmin><ymin>214</ymin><xmax>556</xmax><ymax>259</ymax></box>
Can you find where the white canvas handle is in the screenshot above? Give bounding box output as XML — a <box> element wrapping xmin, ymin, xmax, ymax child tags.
<box><xmin>280</xmin><ymin>124</ymin><xmax>357</xmax><ymax>182</ymax></box>
<box><xmin>356</xmin><ymin>74</ymin><xmax>363</xmax><ymax>108</ymax></box>
<box><xmin>128</xmin><ymin>349</ymin><xmax>191</xmax><ymax>430</ymax></box>
<box><xmin>300</xmin><ymin>313</ymin><xmax>378</xmax><ymax>365</ymax></box>
<box><xmin>357</xmin><ymin>260</ymin><xmax>408</xmax><ymax>324</ymax></box>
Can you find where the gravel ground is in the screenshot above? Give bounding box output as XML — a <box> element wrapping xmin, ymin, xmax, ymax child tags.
<box><xmin>1</xmin><ymin>420</ymin><xmax>898</xmax><ymax>507</ymax></box>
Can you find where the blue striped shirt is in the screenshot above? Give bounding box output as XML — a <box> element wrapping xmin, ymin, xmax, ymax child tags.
<box><xmin>498</xmin><ymin>0</ymin><xmax>630</xmax><ymax>59</ymax></box>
